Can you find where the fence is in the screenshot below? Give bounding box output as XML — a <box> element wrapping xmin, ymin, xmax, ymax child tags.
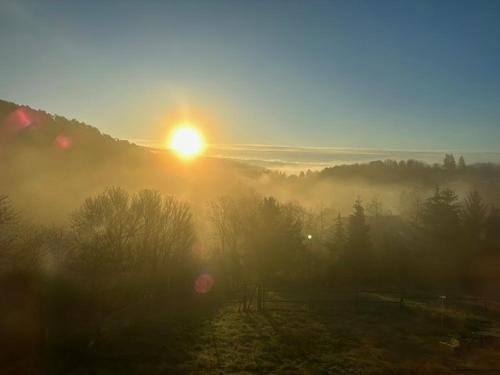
<box><xmin>233</xmin><ymin>286</ymin><xmax>500</xmax><ymax>314</ymax></box>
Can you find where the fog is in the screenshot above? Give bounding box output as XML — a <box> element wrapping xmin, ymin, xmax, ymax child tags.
<box><xmin>2</xmin><ymin>100</ymin><xmax>500</xmax><ymax>373</ymax></box>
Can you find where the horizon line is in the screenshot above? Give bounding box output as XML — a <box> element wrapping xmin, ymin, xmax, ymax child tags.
<box><xmin>130</xmin><ymin>139</ymin><xmax>500</xmax><ymax>156</ymax></box>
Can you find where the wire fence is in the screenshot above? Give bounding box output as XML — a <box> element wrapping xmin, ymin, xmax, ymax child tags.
<box><xmin>228</xmin><ymin>284</ymin><xmax>500</xmax><ymax>315</ymax></box>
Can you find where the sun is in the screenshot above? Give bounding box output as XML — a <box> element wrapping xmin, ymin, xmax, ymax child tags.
<box><xmin>169</xmin><ymin>125</ymin><xmax>205</xmax><ymax>158</ymax></box>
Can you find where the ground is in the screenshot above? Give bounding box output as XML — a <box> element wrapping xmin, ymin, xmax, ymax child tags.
<box><xmin>12</xmin><ymin>290</ymin><xmax>498</xmax><ymax>374</ymax></box>
<box><xmin>181</xmin><ymin>291</ymin><xmax>500</xmax><ymax>374</ymax></box>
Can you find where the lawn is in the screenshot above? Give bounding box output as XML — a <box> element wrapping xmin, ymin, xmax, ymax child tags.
<box><xmin>11</xmin><ymin>289</ymin><xmax>497</xmax><ymax>374</ymax></box>
<box><xmin>184</xmin><ymin>291</ymin><xmax>500</xmax><ymax>374</ymax></box>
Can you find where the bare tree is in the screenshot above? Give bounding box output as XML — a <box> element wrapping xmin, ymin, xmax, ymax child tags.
<box><xmin>71</xmin><ymin>188</ymin><xmax>194</xmax><ymax>284</ymax></box>
<box><xmin>0</xmin><ymin>195</ymin><xmax>16</xmax><ymax>262</ymax></box>
<box><xmin>461</xmin><ymin>190</ymin><xmax>487</xmax><ymax>248</ymax></box>
<box><xmin>208</xmin><ymin>196</ymin><xmax>247</xmax><ymax>288</ymax></box>
<box><xmin>0</xmin><ymin>195</ymin><xmax>14</xmax><ymax>227</ymax></box>
<box><xmin>71</xmin><ymin>187</ymin><xmax>139</xmax><ymax>271</ymax></box>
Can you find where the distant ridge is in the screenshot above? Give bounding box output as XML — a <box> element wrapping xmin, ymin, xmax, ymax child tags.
<box><xmin>0</xmin><ymin>99</ymin><xmax>262</xmax><ymax>221</ymax></box>
<box><xmin>1</xmin><ymin>99</ymin><xmax>500</xmax><ymax>221</ymax></box>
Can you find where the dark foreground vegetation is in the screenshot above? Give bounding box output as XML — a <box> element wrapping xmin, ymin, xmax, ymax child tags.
<box><xmin>1</xmin><ymin>182</ymin><xmax>500</xmax><ymax>373</ymax></box>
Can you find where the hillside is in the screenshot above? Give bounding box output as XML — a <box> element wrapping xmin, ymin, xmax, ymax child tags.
<box><xmin>0</xmin><ymin>100</ymin><xmax>263</xmax><ymax>221</ymax></box>
<box><xmin>2</xmin><ymin>99</ymin><xmax>500</xmax><ymax>221</ymax></box>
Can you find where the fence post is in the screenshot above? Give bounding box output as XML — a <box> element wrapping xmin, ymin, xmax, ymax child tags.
<box><xmin>261</xmin><ymin>284</ymin><xmax>265</xmax><ymax>312</ymax></box>
<box><xmin>440</xmin><ymin>294</ymin><xmax>446</xmax><ymax>329</ymax></box>
<box><xmin>354</xmin><ymin>287</ymin><xmax>359</xmax><ymax>312</ymax></box>
<box><xmin>243</xmin><ymin>284</ymin><xmax>248</xmax><ymax>312</ymax></box>
<box><xmin>257</xmin><ymin>284</ymin><xmax>262</xmax><ymax>312</ymax></box>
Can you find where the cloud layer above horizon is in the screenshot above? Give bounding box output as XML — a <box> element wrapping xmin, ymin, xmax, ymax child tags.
<box><xmin>134</xmin><ymin>139</ymin><xmax>500</xmax><ymax>174</ymax></box>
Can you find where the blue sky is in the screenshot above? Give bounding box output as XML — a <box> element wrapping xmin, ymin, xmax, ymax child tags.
<box><xmin>1</xmin><ymin>0</ymin><xmax>500</xmax><ymax>152</ymax></box>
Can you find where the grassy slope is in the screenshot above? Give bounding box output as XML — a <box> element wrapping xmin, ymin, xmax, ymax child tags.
<box><xmin>8</xmin><ymin>290</ymin><xmax>495</xmax><ymax>374</ymax></box>
<box><xmin>186</xmin><ymin>294</ymin><xmax>500</xmax><ymax>375</ymax></box>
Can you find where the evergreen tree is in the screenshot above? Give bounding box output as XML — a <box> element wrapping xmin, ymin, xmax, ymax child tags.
<box><xmin>347</xmin><ymin>199</ymin><xmax>371</xmax><ymax>251</ymax></box>
<box><xmin>484</xmin><ymin>206</ymin><xmax>500</xmax><ymax>252</ymax></box>
<box><xmin>332</xmin><ymin>214</ymin><xmax>345</xmax><ymax>253</ymax></box>
<box><xmin>458</xmin><ymin>155</ymin><xmax>466</xmax><ymax>169</ymax></box>
<box><xmin>345</xmin><ymin>199</ymin><xmax>372</xmax><ymax>284</ymax></box>
<box><xmin>420</xmin><ymin>187</ymin><xmax>461</xmax><ymax>241</ymax></box>
<box><xmin>420</xmin><ymin>187</ymin><xmax>461</xmax><ymax>288</ymax></box>
<box><xmin>443</xmin><ymin>154</ymin><xmax>457</xmax><ymax>170</ymax></box>
<box><xmin>245</xmin><ymin>197</ymin><xmax>305</xmax><ymax>282</ymax></box>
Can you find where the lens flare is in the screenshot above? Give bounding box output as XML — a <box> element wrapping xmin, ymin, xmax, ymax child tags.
<box><xmin>194</xmin><ymin>273</ymin><xmax>214</xmax><ymax>294</ymax></box>
<box><xmin>55</xmin><ymin>135</ymin><xmax>72</xmax><ymax>150</ymax></box>
<box><xmin>14</xmin><ymin>108</ymin><xmax>32</xmax><ymax>129</ymax></box>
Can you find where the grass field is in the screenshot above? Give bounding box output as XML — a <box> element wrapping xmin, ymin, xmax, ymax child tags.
<box><xmin>175</xmin><ymin>290</ymin><xmax>500</xmax><ymax>375</ymax></box>
<box><xmin>15</xmin><ymin>290</ymin><xmax>498</xmax><ymax>374</ymax></box>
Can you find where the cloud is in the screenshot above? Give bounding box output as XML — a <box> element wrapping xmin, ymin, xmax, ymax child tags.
<box><xmin>131</xmin><ymin>139</ymin><xmax>500</xmax><ymax>174</ymax></box>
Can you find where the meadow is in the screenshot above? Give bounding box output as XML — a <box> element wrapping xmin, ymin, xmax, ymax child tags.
<box><xmin>24</xmin><ymin>287</ymin><xmax>498</xmax><ymax>375</ymax></box>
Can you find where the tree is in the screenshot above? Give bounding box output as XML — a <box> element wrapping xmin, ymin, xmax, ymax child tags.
<box><xmin>419</xmin><ymin>187</ymin><xmax>461</xmax><ymax>288</ymax></box>
<box><xmin>399</xmin><ymin>189</ymin><xmax>424</xmax><ymax>228</ymax></box>
<box><xmin>443</xmin><ymin>154</ymin><xmax>457</xmax><ymax>170</ymax></box>
<box><xmin>303</xmin><ymin>203</ymin><xmax>336</xmax><ymax>253</ymax></box>
<box><xmin>0</xmin><ymin>195</ymin><xmax>14</xmax><ymax>227</ymax></box>
<box><xmin>484</xmin><ymin>206</ymin><xmax>500</xmax><ymax>252</ymax></box>
<box><xmin>71</xmin><ymin>187</ymin><xmax>138</xmax><ymax>270</ymax></box>
<box><xmin>461</xmin><ymin>190</ymin><xmax>487</xmax><ymax>249</ymax></box>
<box><xmin>458</xmin><ymin>155</ymin><xmax>466</xmax><ymax>170</ymax></box>
<box><xmin>243</xmin><ymin>197</ymin><xmax>305</xmax><ymax>283</ymax></box>
<box><xmin>0</xmin><ymin>195</ymin><xmax>15</xmax><ymax>249</ymax></box>
<box><xmin>347</xmin><ymin>199</ymin><xmax>371</xmax><ymax>251</ymax></box>
<box><xmin>208</xmin><ymin>196</ymin><xmax>248</xmax><ymax>287</ymax></box>
<box><xmin>420</xmin><ymin>188</ymin><xmax>460</xmax><ymax>239</ymax></box>
<box><xmin>0</xmin><ymin>195</ymin><xmax>18</xmax><ymax>269</ymax></box>
<box><xmin>367</xmin><ymin>196</ymin><xmax>384</xmax><ymax>218</ymax></box>
<box><xmin>344</xmin><ymin>199</ymin><xmax>372</xmax><ymax>285</ymax></box>
<box><xmin>131</xmin><ymin>190</ymin><xmax>194</xmax><ymax>289</ymax></box>
<box><xmin>331</xmin><ymin>214</ymin><xmax>346</xmax><ymax>254</ymax></box>
<box><xmin>71</xmin><ymin>188</ymin><xmax>194</xmax><ymax>279</ymax></box>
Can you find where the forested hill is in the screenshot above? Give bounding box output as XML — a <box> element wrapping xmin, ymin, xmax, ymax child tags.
<box><xmin>0</xmin><ymin>99</ymin><xmax>142</xmax><ymax>156</ymax></box>
<box><xmin>316</xmin><ymin>158</ymin><xmax>500</xmax><ymax>185</ymax></box>
<box><xmin>2</xmin><ymin>99</ymin><xmax>500</xmax><ymax>220</ymax></box>
<box><xmin>0</xmin><ymin>99</ymin><xmax>261</xmax><ymax>221</ymax></box>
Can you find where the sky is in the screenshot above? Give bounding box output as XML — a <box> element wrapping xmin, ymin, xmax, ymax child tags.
<box><xmin>1</xmin><ymin>0</ymin><xmax>500</xmax><ymax>154</ymax></box>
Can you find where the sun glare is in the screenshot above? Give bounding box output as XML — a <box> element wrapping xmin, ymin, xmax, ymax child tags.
<box><xmin>169</xmin><ymin>126</ymin><xmax>204</xmax><ymax>158</ymax></box>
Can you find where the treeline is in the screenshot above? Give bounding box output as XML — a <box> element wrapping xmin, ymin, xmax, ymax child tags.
<box><xmin>321</xmin><ymin>154</ymin><xmax>500</xmax><ymax>181</ymax></box>
<box><xmin>208</xmin><ymin>188</ymin><xmax>500</xmax><ymax>294</ymax></box>
<box><xmin>0</xmin><ymin>99</ymin><xmax>140</xmax><ymax>155</ymax></box>
<box><xmin>2</xmin><ymin>185</ymin><xmax>500</xmax><ymax>296</ymax></box>
<box><xmin>2</xmin><ymin>186</ymin><xmax>500</xmax><ymax>298</ymax></box>
<box><xmin>0</xmin><ymin>188</ymin><xmax>198</xmax><ymax>292</ymax></box>
<box><xmin>278</xmin><ymin>154</ymin><xmax>500</xmax><ymax>186</ymax></box>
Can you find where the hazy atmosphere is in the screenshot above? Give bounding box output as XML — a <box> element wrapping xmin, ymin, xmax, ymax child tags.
<box><xmin>1</xmin><ymin>1</ymin><xmax>500</xmax><ymax>374</ymax></box>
